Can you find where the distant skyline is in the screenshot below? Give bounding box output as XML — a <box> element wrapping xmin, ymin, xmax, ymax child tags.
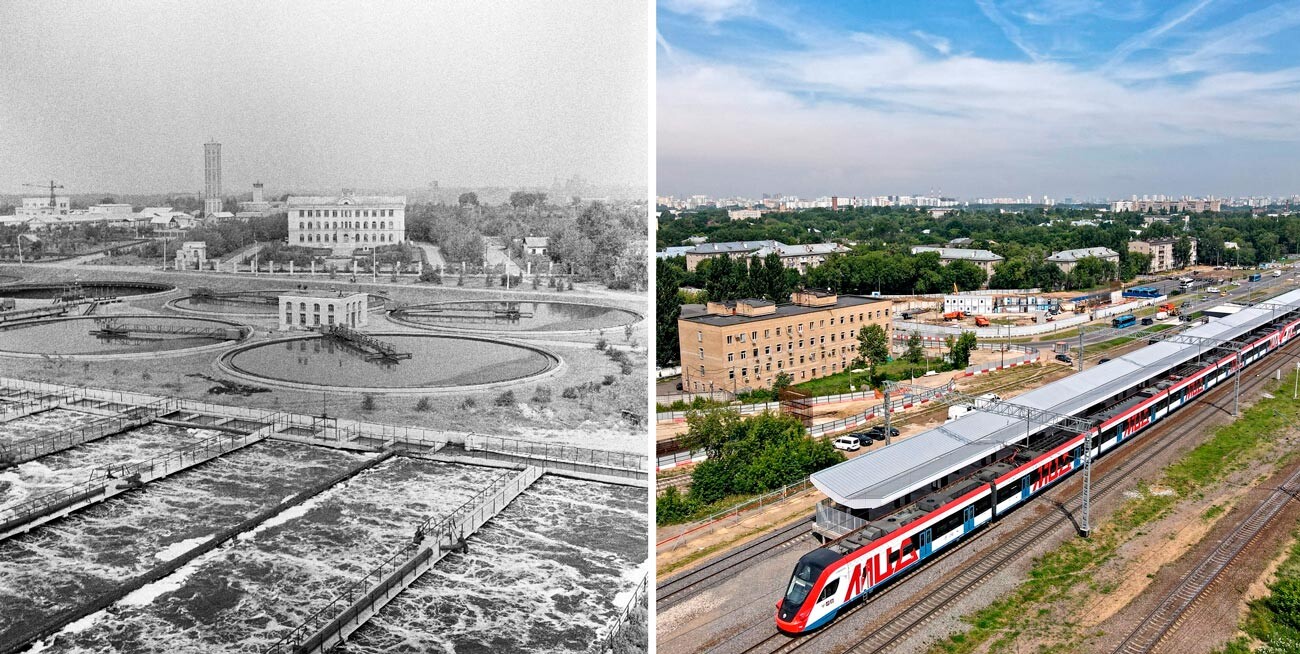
<box><xmin>658</xmin><ymin>0</ymin><xmax>1300</xmax><ymax>199</ymax></box>
<box><xmin>0</xmin><ymin>1</ymin><xmax>647</xmax><ymax>196</ymax></box>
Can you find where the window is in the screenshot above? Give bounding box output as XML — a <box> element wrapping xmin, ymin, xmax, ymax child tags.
<box><xmin>739</xmin><ymin>351</ymin><xmax>746</xmax><ymax>360</ymax></box>
<box><xmin>818</xmin><ymin>579</ymin><xmax>841</xmax><ymax>602</ymax></box>
<box><xmin>699</xmin><ymin>348</ymin><xmax>704</xmax><ymax>359</ymax></box>
<box><xmin>776</xmin><ymin>344</ymin><xmax>782</xmax><ymax>353</ymax></box>
<box><xmin>739</xmin><ymin>333</ymin><xmax>746</xmax><ymax>343</ymax></box>
<box><xmin>798</xmin><ymin>324</ymin><xmax>803</xmax><ymax>334</ymax></box>
<box><xmin>776</xmin><ymin>326</ymin><xmax>782</xmax><ymax>336</ymax></box>
<box><xmin>751</xmin><ymin>331</ymin><xmax>758</xmax><ymax>341</ymax></box>
<box><xmin>764</xmin><ymin>346</ymin><xmax>770</xmax><ymax>355</ymax></box>
<box><xmin>729</xmin><ymin>369</ymin><xmax>735</xmax><ymax>379</ymax></box>
<box><xmin>697</xmin><ymin>331</ymin><xmax>703</xmax><ymax>343</ymax></box>
<box><xmin>727</xmin><ymin>353</ymin><xmax>734</xmax><ymax>362</ymax></box>
<box><xmin>764</xmin><ymin>329</ymin><xmax>771</xmax><ymax>338</ymax></box>
<box><xmin>727</xmin><ymin>335</ymin><xmax>733</xmax><ymax>344</ymax></box>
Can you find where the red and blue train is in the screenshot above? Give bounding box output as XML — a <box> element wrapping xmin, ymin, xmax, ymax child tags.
<box><xmin>776</xmin><ymin>310</ymin><xmax>1300</xmax><ymax>633</ymax></box>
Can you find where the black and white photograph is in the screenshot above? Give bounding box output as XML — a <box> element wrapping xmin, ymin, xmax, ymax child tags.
<box><xmin>0</xmin><ymin>2</ymin><xmax>649</xmax><ymax>653</ymax></box>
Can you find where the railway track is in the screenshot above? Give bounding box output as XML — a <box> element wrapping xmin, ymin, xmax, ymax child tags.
<box><xmin>728</xmin><ymin>336</ymin><xmax>1300</xmax><ymax>654</ymax></box>
<box><xmin>1112</xmin><ymin>461</ymin><xmax>1300</xmax><ymax>654</ymax></box>
<box><xmin>659</xmin><ymin>518</ymin><xmax>815</xmax><ymax>611</ymax></box>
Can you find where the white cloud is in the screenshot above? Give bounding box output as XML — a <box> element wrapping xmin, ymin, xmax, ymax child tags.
<box><xmin>659</xmin><ymin>0</ymin><xmax>755</xmax><ymax>23</ymax></box>
<box><xmin>658</xmin><ymin>31</ymin><xmax>1300</xmax><ymax>196</ymax></box>
<box><xmin>911</xmin><ymin>30</ymin><xmax>952</xmax><ymax>56</ymax></box>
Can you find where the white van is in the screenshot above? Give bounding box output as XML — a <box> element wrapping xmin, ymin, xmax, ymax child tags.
<box><xmin>832</xmin><ymin>436</ymin><xmax>861</xmax><ymax>451</ymax></box>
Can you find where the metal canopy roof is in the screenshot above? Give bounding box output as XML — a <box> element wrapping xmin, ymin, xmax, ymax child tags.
<box><xmin>811</xmin><ymin>288</ymin><xmax>1300</xmax><ymax>509</ymax></box>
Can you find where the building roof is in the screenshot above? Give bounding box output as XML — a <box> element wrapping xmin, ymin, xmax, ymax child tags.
<box><xmin>948</xmin><ymin>237</ymin><xmax>973</xmax><ymax>246</ymax></box>
<box><xmin>286</xmin><ymin>195</ymin><xmax>406</xmax><ymax>207</ymax></box>
<box><xmin>656</xmin><ymin>246</ymin><xmax>694</xmax><ymax>260</ymax></box>
<box><xmin>811</xmin><ymin>286</ymin><xmax>1300</xmax><ymax>509</ymax></box>
<box><xmin>689</xmin><ymin>240</ymin><xmax>780</xmax><ymax>255</ymax></box>
<box><xmin>911</xmin><ymin>246</ymin><xmax>1004</xmax><ymax>262</ymax></box>
<box><xmin>1046</xmin><ymin>247</ymin><xmax>1119</xmax><ymax>263</ymax></box>
<box><xmin>280</xmin><ymin>289</ymin><xmax>369</xmax><ymax>299</ymax></box>
<box><xmin>679</xmin><ymin>294</ymin><xmax>890</xmax><ymax>327</ymax></box>
<box><xmin>524</xmin><ymin>236</ymin><xmax>549</xmax><ymax>247</ymax></box>
<box><xmin>773</xmin><ymin>242</ymin><xmax>848</xmax><ymax>257</ymax></box>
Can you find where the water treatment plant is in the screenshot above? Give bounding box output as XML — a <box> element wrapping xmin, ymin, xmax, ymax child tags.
<box><xmin>0</xmin><ymin>267</ymin><xmax>649</xmax><ymax>653</ymax></box>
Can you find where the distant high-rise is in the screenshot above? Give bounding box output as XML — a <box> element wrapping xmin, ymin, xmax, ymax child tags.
<box><xmin>252</xmin><ymin>181</ymin><xmax>264</xmax><ymax>204</ymax></box>
<box><xmin>203</xmin><ymin>140</ymin><xmax>222</xmax><ymax>217</ymax></box>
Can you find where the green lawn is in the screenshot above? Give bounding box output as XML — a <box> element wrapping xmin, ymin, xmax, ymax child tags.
<box><xmin>792</xmin><ymin>357</ymin><xmax>953</xmax><ymax>396</ymax></box>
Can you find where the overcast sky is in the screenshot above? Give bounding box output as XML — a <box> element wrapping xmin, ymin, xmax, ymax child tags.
<box><xmin>658</xmin><ymin>0</ymin><xmax>1300</xmax><ymax>200</ymax></box>
<box><xmin>0</xmin><ymin>1</ymin><xmax>647</xmax><ymax>196</ymax></box>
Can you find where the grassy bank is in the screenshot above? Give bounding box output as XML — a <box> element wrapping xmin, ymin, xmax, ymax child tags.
<box><xmin>1219</xmin><ymin>528</ymin><xmax>1300</xmax><ymax>654</ymax></box>
<box><xmin>930</xmin><ymin>370</ymin><xmax>1300</xmax><ymax>654</ymax></box>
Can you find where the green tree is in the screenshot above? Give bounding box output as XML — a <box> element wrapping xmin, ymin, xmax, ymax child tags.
<box><xmin>657</xmin><ymin>260</ymin><xmax>686</xmax><ymax>367</ymax></box>
<box><xmin>949</xmin><ymin>331</ymin><xmax>978</xmax><ymax>368</ymax></box>
<box><xmin>856</xmin><ymin>323</ymin><xmax>890</xmax><ymax>378</ymax></box>
<box><xmin>680</xmin><ymin>407</ymin><xmax>742</xmax><ymax>459</ymax></box>
<box><xmin>1173</xmin><ymin>236</ymin><xmax>1193</xmax><ymax>268</ymax></box>
<box><xmin>905</xmin><ymin>331</ymin><xmax>925</xmax><ymax>364</ymax></box>
<box><xmin>458</xmin><ymin>192</ymin><xmax>478</xmax><ymax>206</ymax></box>
<box><xmin>772</xmin><ymin>371</ymin><xmax>793</xmax><ymax>395</ymax></box>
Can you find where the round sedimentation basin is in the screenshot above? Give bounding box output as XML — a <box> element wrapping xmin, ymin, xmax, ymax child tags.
<box><xmin>0</xmin><ymin>315</ymin><xmax>248</xmax><ymax>360</ymax></box>
<box><xmin>0</xmin><ymin>281</ymin><xmax>174</xmax><ymax>300</ymax></box>
<box><xmin>218</xmin><ymin>332</ymin><xmax>562</xmax><ymax>394</ymax></box>
<box><xmin>168</xmin><ymin>290</ymin><xmax>388</xmax><ymax>318</ymax></box>
<box><xmin>388</xmin><ymin>300</ymin><xmax>641</xmax><ymax>335</ymax></box>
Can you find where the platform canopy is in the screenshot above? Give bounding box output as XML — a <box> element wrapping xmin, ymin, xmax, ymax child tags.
<box><xmin>811</xmin><ymin>288</ymin><xmax>1300</xmax><ymax>510</ymax></box>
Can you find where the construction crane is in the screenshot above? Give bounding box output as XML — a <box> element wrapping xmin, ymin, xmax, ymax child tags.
<box><xmin>22</xmin><ymin>180</ymin><xmax>64</xmax><ymax>210</ymax></box>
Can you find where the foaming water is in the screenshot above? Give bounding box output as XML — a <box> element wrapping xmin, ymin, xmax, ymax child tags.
<box><xmin>0</xmin><ymin>440</ymin><xmax>366</xmax><ymax>646</ymax></box>
<box><xmin>339</xmin><ymin>476</ymin><xmax>646</xmax><ymax>653</ymax></box>
<box><xmin>0</xmin><ymin>409</ymin><xmax>100</xmax><ymax>448</ymax></box>
<box><xmin>41</xmin><ymin>458</ymin><xmax>504</xmax><ymax>653</ymax></box>
<box><xmin>0</xmin><ymin>423</ymin><xmax>219</xmax><ymax>512</ymax></box>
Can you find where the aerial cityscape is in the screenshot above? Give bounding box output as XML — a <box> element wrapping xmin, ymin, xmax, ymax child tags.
<box><xmin>655</xmin><ymin>2</ymin><xmax>1300</xmax><ymax>654</ymax></box>
<box><xmin>0</xmin><ymin>2</ymin><xmax>648</xmax><ymax>653</ymax></box>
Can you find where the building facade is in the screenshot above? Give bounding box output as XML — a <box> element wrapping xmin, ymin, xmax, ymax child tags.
<box><xmin>204</xmin><ymin>140</ymin><xmax>222</xmax><ymax>218</ymax></box>
<box><xmin>910</xmin><ymin>246</ymin><xmax>1004</xmax><ymax>276</ymax></box>
<box><xmin>1045</xmin><ymin>246</ymin><xmax>1120</xmax><ymax>274</ymax></box>
<box><xmin>1111</xmin><ymin>199</ymin><xmax>1221</xmax><ymax>213</ymax></box>
<box><xmin>683</xmin><ymin>240</ymin><xmax>849</xmax><ymax>273</ymax></box>
<box><xmin>1129</xmin><ymin>237</ymin><xmax>1197</xmax><ymax>273</ymax></box>
<box><xmin>278</xmin><ymin>291</ymin><xmax>369</xmax><ymax>331</ymax></box>
<box><xmin>287</xmin><ymin>192</ymin><xmax>406</xmax><ymax>254</ymax></box>
<box><xmin>677</xmin><ymin>291</ymin><xmax>893</xmax><ymax>393</ymax></box>
<box><xmin>19</xmin><ymin>196</ymin><xmax>71</xmax><ymax>219</ymax></box>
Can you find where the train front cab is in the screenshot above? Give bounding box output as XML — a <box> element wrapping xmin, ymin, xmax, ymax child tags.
<box><xmin>776</xmin><ymin>548</ymin><xmax>843</xmax><ymax>633</ymax></box>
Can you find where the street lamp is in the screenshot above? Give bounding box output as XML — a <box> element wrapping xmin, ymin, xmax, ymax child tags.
<box><xmin>850</xmin><ymin>367</ymin><xmax>866</xmax><ymax>392</ymax></box>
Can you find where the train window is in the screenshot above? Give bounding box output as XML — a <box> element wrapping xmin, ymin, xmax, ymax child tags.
<box><xmin>818</xmin><ymin>579</ymin><xmax>840</xmax><ymax>602</ymax></box>
<box><xmin>975</xmin><ymin>494</ymin><xmax>992</xmax><ymax>515</ymax></box>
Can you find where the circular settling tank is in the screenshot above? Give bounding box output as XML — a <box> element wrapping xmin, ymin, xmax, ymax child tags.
<box><xmin>171</xmin><ymin>290</ymin><xmax>387</xmax><ymax>316</ymax></box>
<box><xmin>222</xmin><ymin>333</ymin><xmax>558</xmax><ymax>391</ymax></box>
<box><xmin>0</xmin><ymin>281</ymin><xmax>173</xmax><ymax>300</ymax></box>
<box><xmin>391</xmin><ymin>300</ymin><xmax>639</xmax><ymax>333</ymax></box>
<box><xmin>0</xmin><ymin>316</ymin><xmax>246</xmax><ymax>357</ymax></box>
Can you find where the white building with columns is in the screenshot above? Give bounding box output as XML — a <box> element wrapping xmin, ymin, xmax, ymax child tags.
<box><xmin>287</xmin><ymin>192</ymin><xmax>406</xmax><ymax>255</ymax></box>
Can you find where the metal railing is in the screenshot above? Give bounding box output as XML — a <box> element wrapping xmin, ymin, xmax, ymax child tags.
<box><xmin>657</xmin><ymin>478</ymin><xmax>815</xmax><ymax>550</ymax></box>
<box><xmin>465</xmin><ymin>435</ymin><xmax>646</xmax><ymax>477</ymax></box>
<box><xmin>263</xmin><ymin>467</ymin><xmax>541</xmax><ymax>654</ymax></box>
<box><xmin>0</xmin><ymin>423</ymin><xmax>263</xmax><ymax>531</ymax></box>
<box><xmin>3</xmin><ymin>397</ymin><xmax>177</xmax><ymax>463</ymax></box>
<box><xmin>589</xmin><ymin>571</ymin><xmax>648</xmax><ymax>654</ymax></box>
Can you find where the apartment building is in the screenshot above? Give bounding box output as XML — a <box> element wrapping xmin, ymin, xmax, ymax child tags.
<box><xmin>1128</xmin><ymin>237</ymin><xmax>1197</xmax><ymax>273</ymax></box>
<box><xmin>677</xmin><ymin>290</ymin><xmax>893</xmax><ymax>393</ymax></box>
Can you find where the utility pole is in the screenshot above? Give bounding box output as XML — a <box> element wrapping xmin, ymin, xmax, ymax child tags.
<box><xmin>1078</xmin><ymin>324</ymin><xmax>1085</xmax><ymax>372</ymax></box>
<box><xmin>883</xmin><ymin>385</ymin><xmax>892</xmax><ymax>446</ymax></box>
<box><xmin>1081</xmin><ymin>424</ymin><xmax>1094</xmax><ymax>538</ymax></box>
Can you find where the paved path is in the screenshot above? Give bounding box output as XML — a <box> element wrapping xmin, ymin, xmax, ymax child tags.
<box><xmin>482</xmin><ymin>238</ymin><xmax>522</xmax><ymax>276</ymax></box>
<box><xmin>414</xmin><ymin>241</ymin><xmax>448</xmax><ymax>269</ymax></box>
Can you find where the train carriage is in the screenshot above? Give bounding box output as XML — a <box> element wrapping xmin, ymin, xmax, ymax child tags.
<box><xmin>777</xmin><ymin>291</ymin><xmax>1300</xmax><ymax>633</ymax></box>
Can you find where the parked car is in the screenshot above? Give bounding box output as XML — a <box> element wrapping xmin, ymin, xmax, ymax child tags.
<box><xmin>863</xmin><ymin>426</ymin><xmax>900</xmax><ymax>441</ymax></box>
<box><xmin>1207</xmin><ymin>286</ymin><xmax>1220</xmax><ymax>293</ymax></box>
<box><xmin>1055</xmin><ymin>353</ymin><xmax>1073</xmax><ymax>364</ymax></box>
<box><xmin>1141</xmin><ymin>317</ymin><xmax>1155</xmax><ymax>326</ymax></box>
<box><xmin>833</xmin><ymin>436</ymin><xmax>861</xmax><ymax>451</ymax></box>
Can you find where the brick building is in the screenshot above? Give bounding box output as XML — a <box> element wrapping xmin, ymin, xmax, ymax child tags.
<box><xmin>677</xmin><ymin>290</ymin><xmax>893</xmax><ymax>393</ymax></box>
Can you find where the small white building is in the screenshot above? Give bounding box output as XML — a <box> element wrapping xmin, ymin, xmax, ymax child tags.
<box><xmin>1046</xmin><ymin>246</ymin><xmax>1120</xmax><ymax>274</ymax></box>
<box><xmin>524</xmin><ymin>236</ymin><xmax>549</xmax><ymax>256</ymax></box>
<box><xmin>942</xmin><ymin>294</ymin><xmax>995</xmax><ymax>315</ymax></box>
<box><xmin>175</xmin><ymin>241</ymin><xmax>208</xmax><ymax>270</ymax></box>
<box><xmin>279</xmin><ymin>291</ymin><xmax>369</xmax><ymax>331</ymax></box>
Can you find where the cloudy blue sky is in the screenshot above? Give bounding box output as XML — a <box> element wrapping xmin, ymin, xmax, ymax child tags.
<box><xmin>657</xmin><ymin>0</ymin><xmax>1300</xmax><ymax>200</ymax></box>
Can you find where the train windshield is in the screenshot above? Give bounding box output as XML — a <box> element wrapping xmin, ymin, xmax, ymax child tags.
<box><xmin>783</xmin><ymin>560</ymin><xmax>821</xmax><ymax>607</ymax></box>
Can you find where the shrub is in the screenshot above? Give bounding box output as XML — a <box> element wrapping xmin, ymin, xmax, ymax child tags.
<box><xmin>595</xmin><ymin>338</ymin><xmax>608</xmax><ymax>351</ymax></box>
<box><xmin>561</xmin><ymin>386</ymin><xmax>579</xmax><ymax>399</ymax></box>
<box><xmin>532</xmin><ymin>387</ymin><xmax>552</xmax><ymax>404</ymax></box>
<box><xmin>415</xmin><ymin>397</ymin><xmax>432</xmax><ymax>412</ymax></box>
<box><xmin>360</xmin><ymin>394</ymin><xmax>377</xmax><ymax>411</ymax></box>
<box><xmin>494</xmin><ymin>390</ymin><xmax>515</xmax><ymax>406</ymax></box>
<box><xmin>458</xmin><ymin>397</ymin><xmax>477</xmax><ymax>410</ymax></box>
<box><xmin>603</xmin><ymin>374</ymin><xmax>616</xmax><ymax>386</ymax></box>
